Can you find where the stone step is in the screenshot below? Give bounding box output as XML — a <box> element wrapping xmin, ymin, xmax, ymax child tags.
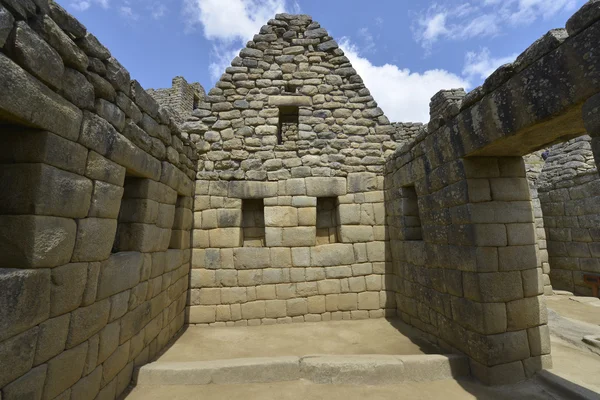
<box><xmin>134</xmin><ymin>354</ymin><xmax>470</xmax><ymax>386</ymax></box>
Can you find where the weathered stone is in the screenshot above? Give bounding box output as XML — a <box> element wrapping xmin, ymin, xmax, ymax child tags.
<box><xmin>34</xmin><ymin>15</ymin><xmax>88</xmax><ymax>72</ymax></box>
<box><xmin>2</xmin><ymin>364</ymin><xmax>47</xmax><ymax>400</ymax></box>
<box><xmin>43</xmin><ymin>341</ymin><xmax>88</xmax><ymax>400</ymax></box>
<box><xmin>0</xmin><ymin>5</ymin><xmax>15</xmax><ymax>49</ymax></box>
<box><xmin>50</xmin><ymin>262</ymin><xmax>87</xmax><ymax>316</ymax></box>
<box><xmin>66</xmin><ymin>299</ymin><xmax>110</xmax><ymax>348</ymax></box>
<box><xmin>9</xmin><ymin>21</ymin><xmax>65</xmax><ymax>90</ymax></box>
<box><xmin>76</xmin><ymin>32</ymin><xmax>111</xmax><ymax>60</ymax></box>
<box><xmin>71</xmin><ymin>218</ymin><xmax>118</xmax><ymax>262</ymax></box>
<box><xmin>0</xmin><ymin>268</ymin><xmax>49</xmax><ymax>342</ymax></box>
<box><xmin>0</xmin><ymin>53</ymin><xmax>82</xmax><ymax>140</ymax></box>
<box><xmin>0</xmin><ymin>327</ymin><xmax>38</xmax><ymax>388</ymax></box>
<box><xmin>0</xmin><ymin>215</ymin><xmax>76</xmax><ymax>268</ymax></box>
<box><xmin>34</xmin><ymin>314</ymin><xmax>70</xmax><ymax>365</ymax></box>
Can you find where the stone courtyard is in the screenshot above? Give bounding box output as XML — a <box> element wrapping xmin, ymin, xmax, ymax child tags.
<box><xmin>2</xmin><ymin>0</ymin><xmax>600</xmax><ymax>399</ymax></box>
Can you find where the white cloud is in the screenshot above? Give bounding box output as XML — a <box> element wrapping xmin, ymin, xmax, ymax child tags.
<box><xmin>70</xmin><ymin>0</ymin><xmax>108</xmax><ymax>12</ymax></box>
<box><xmin>119</xmin><ymin>5</ymin><xmax>139</xmax><ymax>20</ymax></box>
<box><xmin>340</xmin><ymin>38</ymin><xmax>470</xmax><ymax>123</ymax></box>
<box><xmin>151</xmin><ymin>4</ymin><xmax>167</xmax><ymax>19</ymax></box>
<box><xmin>183</xmin><ymin>0</ymin><xmax>286</xmax><ymax>41</ymax></box>
<box><xmin>184</xmin><ymin>0</ymin><xmax>289</xmax><ymax>83</ymax></box>
<box><xmin>463</xmin><ymin>47</ymin><xmax>518</xmax><ymax>81</ymax></box>
<box><xmin>414</xmin><ymin>0</ymin><xmax>578</xmax><ymax>49</ymax></box>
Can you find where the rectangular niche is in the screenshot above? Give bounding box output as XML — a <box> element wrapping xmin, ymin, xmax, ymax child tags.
<box><xmin>112</xmin><ymin>176</ymin><xmax>143</xmax><ymax>253</ymax></box>
<box><xmin>242</xmin><ymin>199</ymin><xmax>265</xmax><ymax>247</ymax></box>
<box><xmin>277</xmin><ymin>106</ymin><xmax>299</xmax><ymax>144</ymax></box>
<box><xmin>316</xmin><ymin>197</ymin><xmax>338</xmax><ymax>245</ymax></box>
<box><xmin>401</xmin><ymin>185</ymin><xmax>422</xmax><ymax>241</ymax></box>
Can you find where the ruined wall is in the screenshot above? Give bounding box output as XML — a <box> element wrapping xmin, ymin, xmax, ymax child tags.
<box><xmin>0</xmin><ymin>1</ymin><xmax>196</xmax><ymax>399</ymax></box>
<box><xmin>538</xmin><ymin>135</ymin><xmax>600</xmax><ymax>295</ymax></box>
<box><xmin>148</xmin><ymin>76</ymin><xmax>205</xmax><ymax>125</ymax></box>
<box><xmin>391</xmin><ymin>122</ymin><xmax>424</xmax><ymax>144</ymax></box>
<box><xmin>186</xmin><ymin>13</ymin><xmax>397</xmax><ymax>326</ymax></box>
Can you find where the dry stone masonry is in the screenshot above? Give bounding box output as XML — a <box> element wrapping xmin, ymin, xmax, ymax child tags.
<box><xmin>3</xmin><ymin>0</ymin><xmax>600</xmax><ymax>397</ymax></box>
<box><xmin>0</xmin><ymin>1</ymin><xmax>195</xmax><ymax>399</ymax></box>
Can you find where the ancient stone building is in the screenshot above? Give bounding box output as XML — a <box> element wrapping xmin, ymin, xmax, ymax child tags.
<box><xmin>147</xmin><ymin>76</ymin><xmax>205</xmax><ymax>124</ymax></box>
<box><xmin>3</xmin><ymin>0</ymin><xmax>600</xmax><ymax>398</ymax></box>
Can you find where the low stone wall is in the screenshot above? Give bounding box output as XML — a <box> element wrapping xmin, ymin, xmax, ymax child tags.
<box><xmin>0</xmin><ymin>1</ymin><xmax>196</xmax><ymax>399</ymax></box>
<box><xmin>538</xmin><ymin>136</ymin><xmax>600</xmax><ymax>295</ymax></box>
<box><xmin>189</xmin><ymin>176</ymin><xmax>395</xmax><ymax>326</ymax></box>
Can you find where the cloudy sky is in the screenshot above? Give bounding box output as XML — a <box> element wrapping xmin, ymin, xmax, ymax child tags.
<box><xmin>60</xmin><ymin>0</ymin><xmax>584</xmax><ymax>123</ymax></box>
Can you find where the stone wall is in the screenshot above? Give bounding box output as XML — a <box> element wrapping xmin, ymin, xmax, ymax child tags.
<box><xmin>148</xmin><ymin>76</ymin><xmax>205</xmax><ymax>125</ymax></box>
<box><xmin>186</xmin><ymin>13</ymin><xmax>397</xmax><ymax>326</ymax></box>
<box><xmin>0</xmin><ymin>1</ymin><xmax>196</xmax><ymax>399</ymax></box>
<box><xmin>524</xmin><ymin>152</ymin><xmax>552</xmax><ymax>295</ymax></box>
<box><xmin>538</xmin><ymin>135</ymin><xmax>600</xmax><ymax>295</ymax></box>
<box><xmin>391</xmin><ymin>122</ymin><xmax>424</xmax><ymax>144</ymax></box>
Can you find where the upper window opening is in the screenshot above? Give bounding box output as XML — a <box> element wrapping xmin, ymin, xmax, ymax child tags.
<box><xmin>278</xmin><ymin>106</ymin><xmax>299</xmax><ymax>145</ymax></box>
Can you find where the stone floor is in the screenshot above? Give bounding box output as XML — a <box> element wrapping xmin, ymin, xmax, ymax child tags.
<box><xmin>124</xmin><ymin>298</ymin><xmax>600</xmax><ymax>399</ymax></box>
<box><xmin>154</xmin><ymin>318</ymin><xmax>438</xmax><ymax>362</ymax></box>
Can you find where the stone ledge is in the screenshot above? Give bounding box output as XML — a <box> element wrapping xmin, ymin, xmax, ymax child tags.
<box><xmin>134</xmin><ymin>354</ymin><xmax>469</xmax><ymax>386</ymax></box>
<box><xmin>268</xmin><ymin>96</ymin><xmax>312</xmax><ymax>107</ymax></box>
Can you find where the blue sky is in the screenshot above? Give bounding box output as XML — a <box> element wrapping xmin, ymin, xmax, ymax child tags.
<box><xmin>58</xmin><ymin>0</ymin><xmax>585</xmax><ymax>122</ymax></box>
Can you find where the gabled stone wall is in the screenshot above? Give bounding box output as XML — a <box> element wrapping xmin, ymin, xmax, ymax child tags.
<box><xmin>186</xmin><ymin>14</ymin><xmax>398</xmax><ymax>326</ymax></box>
<box><xmin>0</xmin><ymin>1</ymin><xmax>196</xmax><ymax>398</ymax></box>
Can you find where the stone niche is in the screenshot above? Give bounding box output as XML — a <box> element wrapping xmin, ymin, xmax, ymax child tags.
<box><xmin>189</xmin><ymin>175</ymin><xmax>395</xmax><ymax>326</ymax></box>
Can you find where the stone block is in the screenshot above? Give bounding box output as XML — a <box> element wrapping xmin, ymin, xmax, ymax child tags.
<box><xmin>70</xmin><ymin>365</ymin><xmax>102</xmax><ymax>400</ymax></box>
<box><xmin>120</xmin><ymin>302</ymin><xmax>151</xmax><ymax>343</ymax></box>
<box><xmin>233</xmin><ymin>247</ymin><xmax>271</xmax><ymax>269</ymax></box>
<box><xmin>463</xmin><ymin>271</ymin><xmax>523</xmax><ymax>303</ymax></box>
<box><xmin>317</xmin><ymin>279</ymin><xmax>341</xmax><ymax>294</ymax></box>
<box><xmin>498</xmin><ymin>245</ymin><xmax>537</xmax><ymax>271</ymax></box>
<box><xmin>281</xmin><ymin>227</ymin><xmax>316</xmax><ymax>247</ymax></box>
<box><xmin>358</xmin><ymin>292</ymin><xmax>379</xmax><ymax>310</ymax></box>
<box><xmin>366</xmin><ymin>242</ymin><xmax>387</xmax><ymax>262</ymax></box>
<box><xmin>97</xmin><ymin>252</ymin><xmax>143</xmax><ymax>300</ymax></box>
<box><xmin>339</xmin><ymin>226</ymin><xmax>374</xmax><ymax>242</ymax></box>
<box><xmin>50</xmin><ymin>262</ymin><xmax>87</xmax><ymax>317</ymax></box>
<box><xmin>265</xmin><ymin>300</ymin><xmax>287</xmax><ymax>318</ymax></box>
<box><xmin>268</xmin><ymin>95</ymin><xmax>312</xmax><ymax>107</ymax></box>
<box><xmin>2</xmin><ymin>364</ymin><xmax>47</xmax><ymax>400</ymax></box>
<box><xmin>0</xmin><ymin>268</ymin><xmax>50</xmax><ymax>342</ymax></box>
<box><xmin>467</xmin><ymin>179</ymin><xmax>491</xmax><ymax>202</ymax></box>
<box><xmin>470</xmin><ymin>359</ymin><xmax>526</xmax><ymax>386</ymax></box>
<box><xmin>305</xmin><ymin>177</ymin><xmax>347</xmax><ymax>197</ymax></box>
<box><xmin>276</xmin><ymin>283</ymin><xmax>296</xmax><ymax>300</ymax></box>
<box><xmin>297</xmin><ymin>207</ymin><xmax>316</xmax><ymax>226</ymax></box>
<box><xmin>506</xmin><ymin>296</ymin><xmax>547</xmax><ymax>330</ymax></box>
<box><xmin>188</xmin><ymin>306</ymin><xmax>216</xmax><ymax>323</ymax></box>
<box><xmin>307</xmin><ymin>296</ymin><xmax>326</xmax><ymax>314</ymax></box>
<box><xmin>85</xmin><ymin>151</ymin><xmax>126</xmax><ymax>187</ymax></box>
<box><xmin>101</xmin><ymin>341</ymin><xmax>129</xmax><ymax>386</ymax></box>
<box><xmin>450</xmin><ymin>297</ymin><xmax>506</xmax><ymax>335</ymax></box>
<box><xmin>242</xmin><ymin>301</ymin><xmax>266</xmax><ymax>319</ymax></box>
<box><xmin>0</xmin><ymin>327</ymin><xmax>38</xmax><ymax>388</ymax></box>
<box><xmin>337</xmin><ymin>204</ymin><xmax>361</xmax><ymax>225</ymax></box>
<box><xmin>228</xmin><ymin>181</ymin><xmax>277</xmax><ymax>198</ymax></box>
<box><xmin>348</xmin><ymin>277</ymin><xmax>366</xmax><ymax>292</ymax></box>
<box><xmin>311</xmin><ymin>244</ymin><xmax>355</xmax><ymax>266</ymax></box>
<box><xmin>217</xmin><ymin>209</ymin><xmax>242</xmax><ymax>228</ymax></box>
<box><xmin>325</xmin><ymin>266</ymin><xmax>352</xmax><ymax>279</ymax></box>
<box><xmin>43</xmin><ymin>341</ymin><xmax>88</xmax><ymax>400</ymax></box>
<box><xmin>291</xmin><ymin>196</ymin><xmax>317</xmax><ymax>207</ymax></box>
<box><xmin>209</xmin><ymin>228</ymin><xmax>242</xmax><ymax>248</ymax></box>
<box><xmin>0</xmin><ymin>130</ymin><xmax>87</xmax><ymax>175</ymax></box>
<box><xmin>338</xmin><ymin>293</ymin><xmax>358</xmax><ymax>311</ymax></box>
<box><xmin>528</xmin><ymin>325</ymin><xmax>551</xmax><ymax>356</ymax></box>
<box><xmin>89</xmin><ymin>181</ymin><xmax>124</xmax><ymax>219</ymax></box>
<box><xmin>34</xmin><ymin>314</ymin><xmax>70</xmax><ymax>366</ymax></box>
<box><xmin>66</xmin><ymin>299</ymin><xmax>110</xmax><ymax>348</ymax></box>
<box><xmin>0</xmin><ymin>53</ymin><xmax>82</xmax><ymax>140</ymax></box>
<box><xmin>291</xmin><ymin>247</ymin><xmax>311</xmax><ymax>267</ymax></box>
<box><xmin>0</xmin><ymin>215</ymin><xmax>76</xmax><ymax>268</ymax></box>
<box><xmin>156</xmin><ymin>203</ymin><xmax>176</xmax><ymax>228</ymax></box>
<box><xmin>473</xmin><ymin>224</ymin><xmax>507</xmax><ymax>247</ymax></box>
<box><xmin>265</xmin><ymin>206</ymin><xmax>298</xmax><ymax>227</ymax></box>
<box><xmin>72</xmin><ymin>218</ymin><xmax>117</xmax><ymax>262</ymax></box>
<box><xmin>490</xmin><ymin>178</ymin><xmax>530</xmax><ymax>201</ymax></box>
<box><xmin>286</xmin><ymin>298</ymin><xmax>308</xmax><ymax>316</ymax></box>
<box><xmin>98</xmin><ymin>321</ymin><xmax>120</xmax><ymax>365</ymax></box>
<box><xmin>347</xmin><ymin>172</ymin><xmax>377</xmax><ymax>193</ymax></box>
<box><xmin>365</xmin><ymin>274</ymin><xmax>382</xmax><ymax>291</ymax></box>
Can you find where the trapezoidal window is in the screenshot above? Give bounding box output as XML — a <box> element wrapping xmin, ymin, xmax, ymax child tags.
<box><xmin>277</xmin><ymin>106</ymin><xmax>299</xmax><ymax>144</ymax></box>
<box><xmin>316</xmin><ymin>197</ymin><xmax>338</xmax><ymax>245</ymax></box>
<box><xmin>401</xmin><ymin>185</ymin><xmax>422</xmax><ymax>241</ymax></box>
<box><xmin>112</xmin><ymin>176</ymin><xmax>147</xmax><ymax>253</ymax></box>
<box><xmin>242</xmin><ymin>199</ymin><xmax>265</xmax><ymax>247</ymax></box>
<box><xmin>193</xmin><ymin>94</ymin><xmax>200</xmax><ymax>110</ymax></box>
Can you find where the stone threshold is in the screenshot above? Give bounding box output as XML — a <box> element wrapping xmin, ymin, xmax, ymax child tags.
<box><xmin>134</xmin><ymin>354</ymin><xmax>470</xmax><ymax>386</ymax></box>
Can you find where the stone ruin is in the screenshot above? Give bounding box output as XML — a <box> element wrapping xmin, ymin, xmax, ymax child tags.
<box><xmin>2</xmin><ymin>0</ymin><xmax>600</xmax><ymax>397</ymax></box>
